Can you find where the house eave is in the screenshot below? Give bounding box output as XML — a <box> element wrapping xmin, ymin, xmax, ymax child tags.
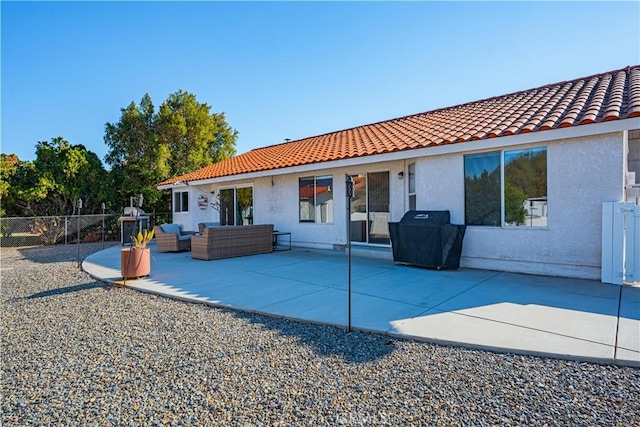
<box><xmin>158</xmin><ymin>117</ymin><xmax>639</xmax><ymax>189</ymax></box>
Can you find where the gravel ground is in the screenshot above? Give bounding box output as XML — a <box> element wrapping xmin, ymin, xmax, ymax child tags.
<box><xmin>1</xmin><ymin>244</ymin><xmax>639</xmax><ymax>426</ymax></box>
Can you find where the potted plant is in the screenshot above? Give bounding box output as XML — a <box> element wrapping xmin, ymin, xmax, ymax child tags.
<box><xmin>120</xmin><ymin>229</ymin><xmax>154</xmax><ymax>280</ymax></box>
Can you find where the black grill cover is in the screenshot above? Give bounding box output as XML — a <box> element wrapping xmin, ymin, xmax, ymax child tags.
<box><xmin>389</xmin><ymin>210</ymin><xmax>466</xmax><ymax>269</ymax></box>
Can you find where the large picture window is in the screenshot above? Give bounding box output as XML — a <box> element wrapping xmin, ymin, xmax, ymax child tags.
<box><xmin>173</xmin><ymin>191</ymin><xmax>189</xmax><ymax>213</ymax></box>
<box><xmin>299</xmin><ymin>175</ymin><xmax>333</xmax><ymax>223</ymax></box>
<box><xmin>464</xmin><ymin>147</ymin><xmax>547</xmax><ymax>227</ymax></box>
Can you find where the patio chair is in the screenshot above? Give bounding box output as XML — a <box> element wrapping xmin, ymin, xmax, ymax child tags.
<box><xmin>154</xmin><ymin>224</ymin><xmax>193</xmax><ymax>252</ymax></box>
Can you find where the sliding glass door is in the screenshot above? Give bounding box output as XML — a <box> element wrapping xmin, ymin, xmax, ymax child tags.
<box><xmin>349</xmin><ymin>172</ymin><xmax>390</xmax><ymax>245</ymax></box>
<box><xmin>219</xmin><ymin>186</ymin><xmax>253</xmax><ymax>226</ymax></box>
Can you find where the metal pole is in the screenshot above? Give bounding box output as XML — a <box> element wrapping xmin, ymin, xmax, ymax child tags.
<box><xmin>348</xmin><ymin>209</ymin><xmax>352</xmax><ymax>332</ymax></box>
<box><xmin>76</xmin><ymin>198</ymin><xmax>82</xmax><ymax>268</ymax></box>
<box><xmin>101</xmin><ymin>202</ymin><xmax>105</xmax><ymax>249</ymax></box>
<box><xmin>346</xmin><ymin>176</ymin><xmax>355</xmax><ymax>332</ymax></box>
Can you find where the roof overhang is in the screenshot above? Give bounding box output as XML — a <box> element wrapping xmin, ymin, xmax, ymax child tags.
<box><xmin>157</xmin><ymin>117</ymin><xmax>640</xmax><ymax>190</ymax></box>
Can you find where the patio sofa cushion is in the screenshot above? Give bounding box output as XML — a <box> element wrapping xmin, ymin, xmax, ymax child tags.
<box><xmin>191</xmin><ymin>224</ymin><xmax>274</xmax><ymax>261</ymax></box>
<box><xmin>161</xmin><ymin>223</ymin><xmax>182</xmax><ymax>235</ymax></box>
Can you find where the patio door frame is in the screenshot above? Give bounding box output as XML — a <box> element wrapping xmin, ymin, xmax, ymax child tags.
<box><xmin>347</xmin><ymin>171</ymin><xmax>391</xmax><ymax>246</ymax></box>
<box><xmin>218</xmin><ymin>184</ymin><xmax>254</xmax><ymax>226</ymax></box>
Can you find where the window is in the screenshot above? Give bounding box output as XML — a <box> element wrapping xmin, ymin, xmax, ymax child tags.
<box><xmin>505</xmin><ymin>147</ymin><xmax>547</xmax><ymax>227</ymax></box>
<box><xmin>464</xmin><ymin>147</ymin><xmax>547</xmax><ymax>227</ymax></box>
<box><xmin>299</xmin><ymin>175</ymin><xmax>333</xmax><ymax>223</ymax></box>
<box><xmin>349</xmin><ymin>172</ymin><xmax>390</xmax><ymax>245</ymax></box>
<box><xmin>464</xmin><ymin>153</ymin><xmax>501</xmax><ymax>226</ymax></box>
<box><xmin>173</xmin><ymin>191</ymin><xmax>189</xmax><ymax>213</ymax></box>
<box><xmin>408</xmin><ymin>163</ymin><xmax>416</xmax><ymax>210</ymax></box>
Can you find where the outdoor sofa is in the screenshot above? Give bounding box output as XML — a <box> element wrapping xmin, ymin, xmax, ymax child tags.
<box><xmin>191</xmin><ymin>224</ymin><xmax>274</xmax><ymax>260</ymax></box>
<box><xmin>154</xmin><ymin>224</ymin><xmax>194</xmax><ymax>252</ymax></box>
<box><xmin>198</xmin><ymin>222</ymin><xmax>221</xmax><ymax>233</ymax></box>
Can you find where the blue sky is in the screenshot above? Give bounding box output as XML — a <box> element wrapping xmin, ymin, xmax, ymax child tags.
<box><xmin>2</xmin><ymin>1</ymin><xmax>639</xmax><ymax>166</ymax></box>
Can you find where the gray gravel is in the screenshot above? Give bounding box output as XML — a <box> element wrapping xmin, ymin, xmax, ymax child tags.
<box><xmin>1</xmin><ymin>243</ymin><xmax>639</xmax><ymax>426</ymax></box>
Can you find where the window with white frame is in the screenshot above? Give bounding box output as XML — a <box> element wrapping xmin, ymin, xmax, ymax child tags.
<box><xmin>299</xmin><ymin>175</ymin><xmax>333</xmax><ymax>223</ymax></box>
<box><xmin>173</xmin><ymin>191</ymin><xmax>189</xmax><ymax>213</ymax></box>
<box><xmin>464</xmin><ymin>147</ymin><xmax>547</xmax><ymax>227</ymax></box>
<box><xmin>408</xmin><ymin>163</ymin><xmax>416</xmax><ymax>210</ymax></box>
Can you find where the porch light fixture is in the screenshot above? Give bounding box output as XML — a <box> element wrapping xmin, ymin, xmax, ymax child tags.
<box><xmin>398</xmin><ymin>171</ymin><xmax>404</xmax><ymax>180</ymax></box>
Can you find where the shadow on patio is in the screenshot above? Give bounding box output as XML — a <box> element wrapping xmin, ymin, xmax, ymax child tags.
<box><xmin>82</xmin><ymin>244</ymin><xmax>640</xmax><ymax>366</ymax></box>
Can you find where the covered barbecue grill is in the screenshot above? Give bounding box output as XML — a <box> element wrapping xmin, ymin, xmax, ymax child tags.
<box><xmin>388</xmin><ymin>210</ymin><xmax>466</xmax><ymax>269</ymax></box>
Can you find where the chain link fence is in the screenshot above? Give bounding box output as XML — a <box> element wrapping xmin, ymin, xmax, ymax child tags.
<box><xmin>0</xmin><ymin>213</ymin><xmax>171</xmax><ymax>248</ymax></box>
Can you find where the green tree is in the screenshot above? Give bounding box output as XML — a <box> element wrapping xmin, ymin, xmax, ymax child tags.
<box><xmin>465</xmin><ymin>169</ymin><xmax>501</xmax><ymax>226</ymax></box>
<box><xmin>104</xmin><ymin>91</ymin><xmax>237</xmax><ymax>213</ymax></box>
<box><xmin>104</xmin><ymin>94</ymin><xmax>169</xmax><ymax>211</ymax></box>
<box><xmin>504</xmin><ymin>182</ymin><xmax>527</xmax><ymax>225</ymax></box>
<box><xmin>33</xmin><ymin>137</ymin><xmax>107</xmax><ymax>215</ymax></box>
<box><xmin>156</xmin><ymin>90</ymin><xmax>236</xmax><ymax>175</ymax></box>
<box><xmin>0</xmin><ymin>154</ymin><xmax>24</xmax><ymax>217</ymax></box>
<box><xmin>1</xmin><ymin>139</ymin><xmax>107</xmax><ymax>217</ymax></box>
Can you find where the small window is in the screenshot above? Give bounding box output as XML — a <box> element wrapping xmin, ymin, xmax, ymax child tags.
<box><xmin>299</xmin><ymin>175</ymin><xmax>333</xmax><ymax>223</ymax></box>
<box><xmin>173</xmin><ymin>191</ymin><xmax>189</xmax><ymax>213</ymax></box>
<box><xmin>408</xmin><ymin>163</ymin><xmax>416</xmax><ymax>210</ymax></box>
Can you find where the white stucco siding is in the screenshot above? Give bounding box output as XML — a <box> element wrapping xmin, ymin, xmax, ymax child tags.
<box><xmin>457</xmin><ymin>133</ymin><xmax>624</xmax><ymax>279</ymax></box>
<box><xmin>417</xmin><ymin>155</ymin><xmax>465</xmax><ymax>224</ymax></box>
<box><xmin>253</xmin><ymin>161</ymin><xmax>406</xmax><ymax>248</ymax></box>
<box><xmin>170</xmin><ymin>130</ymin><xmax>625</xmax><ymax>280</ymax></box>
<box><xmin>171</xmin><ymin>184</ymin><xmax>220</xmax><ymax>231</ymax></box>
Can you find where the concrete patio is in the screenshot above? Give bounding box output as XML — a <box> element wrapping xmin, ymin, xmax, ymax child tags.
<box><xmin>82</xmin><ymin>243</ymin><xmax>640</xmax><ymax>367</ymax></box>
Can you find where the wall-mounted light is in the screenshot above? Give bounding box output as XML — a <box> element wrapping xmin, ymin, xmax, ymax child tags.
<box><xmin>398</xmin><ymin>172</ymin><xmax>404</xmax><ymax>180</ymax></box>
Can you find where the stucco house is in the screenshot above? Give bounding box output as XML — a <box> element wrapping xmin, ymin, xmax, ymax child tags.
<box><xmin>158</xmin><ymin>65</ymin><xmax>640</xmax><ymax>282</ymax></box>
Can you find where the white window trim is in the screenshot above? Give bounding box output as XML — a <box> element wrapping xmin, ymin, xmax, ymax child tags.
<box><xmin>218</xmin><ymin>184</ymin><xmax>254</xmax><ymax>226</ymax></box>
<box><xmin>173</xmin><ymin>190</ymin><xmax>189</xmax><ymax>213</ymax></box>
<box><xmin>299</xmin><ymin>175</ymin><xmax>334</xmax><ymax>224</ymax></box>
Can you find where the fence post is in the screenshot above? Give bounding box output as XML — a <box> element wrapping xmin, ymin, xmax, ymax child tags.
<box><xmin>101</xmin><ymin>202</ymin><xmax>106</xmax><ymax>249</ymax></box>
<box><xmin>65</xmin><ymin>217</ymin><xmax>68</xmax><ymax>245</ymax></box>
<box><xmin>77</xmin><ymin>198</ymin><xmax>82</xmax><ymax>268</ymax></box>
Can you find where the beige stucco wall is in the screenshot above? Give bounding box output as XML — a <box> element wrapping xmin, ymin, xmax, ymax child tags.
<box><xmin>173</xmin><ymin>131</ymin><xmax>626</xmax><ymax>280</ymax></box>
<box><xmin>418</xmin><ymin>132</ymin><xmax>625</xmax><ymax>279</ymax></box>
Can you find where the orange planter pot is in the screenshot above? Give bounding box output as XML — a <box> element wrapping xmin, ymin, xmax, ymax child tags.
<box><xmin>120</xmin><ymin>248</ymin><xmax>151</xmax><ymax>279</ymax></box>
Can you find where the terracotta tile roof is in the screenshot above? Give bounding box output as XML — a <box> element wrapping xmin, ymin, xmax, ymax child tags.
<box><xmin>159</xmin><ymin>65</ymin><xmax>640</xmax><ymax>186</ymax></box>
